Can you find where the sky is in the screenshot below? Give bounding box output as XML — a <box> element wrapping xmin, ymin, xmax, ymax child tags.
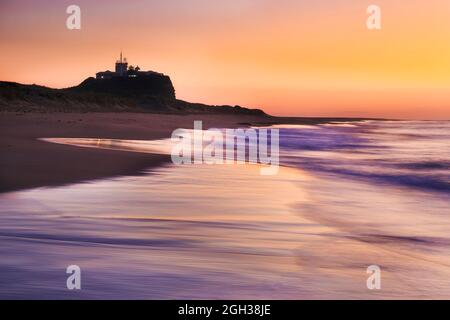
<box><xmin>1</xmin><ymin>0</ymin><xmax>450</xmax><ymax>119</ymax></box>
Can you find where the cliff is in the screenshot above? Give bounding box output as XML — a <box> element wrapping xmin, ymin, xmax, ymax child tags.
<box><xmin>0</xmin><ymin>80</ymin><xmax>267</xmax><ymax>116</ymax></box>
<box><xmin>69</xmin><ymin>73</ymin><xmax>176</xmax><ymax>99</ymax></box>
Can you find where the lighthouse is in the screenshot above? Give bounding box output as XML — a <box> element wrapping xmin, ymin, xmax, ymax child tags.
<box><xmin>115</xmin><ymin>51</ymin><xmax>128</xmax><ymax>76</ymax></box>
<box><xmin>96</xmin><ymin>51</ymin><xmax>163</xmax><ymax>80</ymax></box>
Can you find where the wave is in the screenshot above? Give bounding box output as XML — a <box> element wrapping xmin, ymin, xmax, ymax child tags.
<box><xmin>279</xmin><ymin>120</ymin><xmax>450</xmax><ymax>194</ymax></box>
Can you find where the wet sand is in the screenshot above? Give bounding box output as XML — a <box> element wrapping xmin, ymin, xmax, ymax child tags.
<box><xmin>2</xmin><ymin>153</ymin><xmax>449</xmax><ymax>299</ymax></box>
<box><xmin>0</xmin><ymin>112</ymin><xmax>266</xmax><ymax>192</ymax></box>
<box><xmin>0</xmin><ymin>112</ymin><xmax>361</xmax><ymax>193</ymax></box>
<box><xmin>1</xmin><ymin>116</ymin><xmax>449</xmax><ymax>299</ymax></box>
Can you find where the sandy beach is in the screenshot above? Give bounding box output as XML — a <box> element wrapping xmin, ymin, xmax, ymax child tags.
<box><xmin>0</xmin><ymin>112</ymin><xmax>266</xmax><ymax>192</ymax></box>
<box><xmin>1</xmin><ymin>118</ymin><xmax>448</xmax><ymax>299</ymax></box>
<box><xmin>0</xmin><ymin>112</ymin><xmax>365</xmax><ymax>193</ymax></box>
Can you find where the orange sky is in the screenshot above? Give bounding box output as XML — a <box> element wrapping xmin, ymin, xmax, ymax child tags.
<box><xmin>1</xmin><ymin>0</ymin><xmax>450</xmax><ymax>119</ymax></box>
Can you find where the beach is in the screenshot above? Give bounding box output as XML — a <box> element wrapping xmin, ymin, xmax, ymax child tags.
<box><xmin>0</xmin><ymin>118</ymin><xmax>449</xmax><ymax>299</ymax></box>
<box><xmin>2</xmin><ymin>0</ymin><xmax>449</xmax><ymax>303</ymax></box>
<box><xmin>1</xmin><ymin>112</ymin><xmax>449</xmax><ymax>299</ymax></box>
<box><xmin>0</xmin><ymin>112</ymin><xmax>366</xmax><ymax>193</ymax></box>
<box><xmin>0</xmin><ymin>112</ymin><xmax>266</xmax><ymax>192</ymax></box>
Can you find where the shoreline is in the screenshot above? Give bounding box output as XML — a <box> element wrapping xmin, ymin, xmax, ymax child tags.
<box><xmin>0</xmin><ymin>111</ymin><xmax>372</xmax><ymax>193</ymax></box>
<box><xmin>1</xmin><ymin>118</ymin><xmax>449</xmax><ymax>299</ymax></box>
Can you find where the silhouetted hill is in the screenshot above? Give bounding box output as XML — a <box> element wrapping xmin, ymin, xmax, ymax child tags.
<box><xmin>0</xmin><ymin>80</ymin><xmax>267</xmax><ymax>116</ymax></box>
<box><xmin>70</xmin><ymin>74</ymin><xmax>175</xmax><ymax>99</ymax></box>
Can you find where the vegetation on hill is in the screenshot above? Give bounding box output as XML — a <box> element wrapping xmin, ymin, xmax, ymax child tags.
<box><xmin>0</xmin><ymin>80</ymin><xmax>267</xmax><ymax>116</ymax></box>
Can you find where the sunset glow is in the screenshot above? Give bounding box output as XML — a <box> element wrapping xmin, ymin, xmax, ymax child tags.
<box><xmin>1</xmin><ymin>0</ymin><xmax>450</xmax><ymax>119</ymax></box>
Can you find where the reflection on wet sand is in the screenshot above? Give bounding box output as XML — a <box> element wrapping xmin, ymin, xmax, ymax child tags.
<box><xmin>2</xmin><ymin>121</ymin><xmax>449</xmax><ymax>299</ymax></box>
<box><xmin>40</xmin><ymin>137</ymin><xmax>173</xmax><ymax>155</ymax></box>
<box><xmin>1</xmin><ymin>160</ymin><xmax>449</xmax><ymax>299</ymax></box>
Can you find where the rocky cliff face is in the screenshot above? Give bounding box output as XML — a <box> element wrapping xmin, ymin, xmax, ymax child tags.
<box><xmin>69</xmin><ymin>73</ymin><xmax>176</xmax><ymax>99</ymax></box>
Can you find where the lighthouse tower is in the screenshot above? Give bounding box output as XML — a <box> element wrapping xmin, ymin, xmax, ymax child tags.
<box><xmin>115</xmin><ymin>51</ymin><xmax>128</xmax><ymax>76</ymax></box>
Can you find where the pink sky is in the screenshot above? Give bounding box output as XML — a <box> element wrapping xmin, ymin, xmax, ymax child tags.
<box><xmin>1</xmin><ymin>0</ymin><xmax>449</xmax><ymax>119</ymax></box>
